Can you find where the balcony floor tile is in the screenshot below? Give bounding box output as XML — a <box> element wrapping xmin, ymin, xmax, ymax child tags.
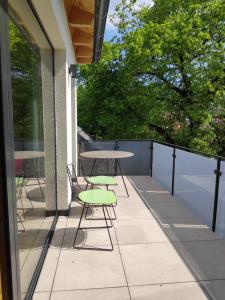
<box><xmin>33</xmin><ymin>292</ymin><xmax>51</xmax><ymax>300</ymax></box>
<box><xmin>114</xmin><ymin>218</ymin><xmax>169</xmax><ymax>244</ymax></box>
<box><xmin>52</xmin><ymin>246</ymin><xmax>126</xmax><ymax>291</ymax></box>
<box><xmin>120</xmin><ymin>243</ymin><xmax>195</xmax><ymax>286</ymax></box>
<box><xmin>50</xmin><ymin>287</ymin><xmax>130</xmax><ymax>300</ymax></box>
<box><xmin>34</xmin><ymin>176</ymin><xmax>224</xmax><ymax>299</ymax></box>
<box><xmin>129</xmin><ymin>282</ymin><xmax>208</xmax><ymax>300</ymax></box>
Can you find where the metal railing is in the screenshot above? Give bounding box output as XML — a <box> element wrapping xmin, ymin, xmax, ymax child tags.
<box><xmin>79</xmin><ymin>139</ymin><xmax>225</xmax><ymax>238</ymax></box>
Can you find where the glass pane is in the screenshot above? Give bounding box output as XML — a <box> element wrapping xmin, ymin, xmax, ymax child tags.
<box><xmin>152</xmin><ymin>143</ymin><xmax>173</xmax><ymax>191</ymax></box>
<box><xmin>9</xmin><ymin>13</ymin><xmax>55</xmax><ymax>299</ymax></box>
<box><xmin>175</xmin><ymin>150</ymin><xmax>216</xmax><ymax>226</ymax></box>
<box><xmin>117</xmin><ymin>141</ymin><xmax>151</xmax><ymax>175</ymax></box>
<box><xmin>216</xmin><ymin>161</ymin><xmax>225</xmax><ymax>238</ymax></box>
<box><xmin>80</xmin><ymin>140</ymin><xmax>115</xmax><ymax>152</ymax></box>
<box><xmin>0</xmin><ymin>270</ymin><xmax>2</xmax><ymax>300</ymax></box>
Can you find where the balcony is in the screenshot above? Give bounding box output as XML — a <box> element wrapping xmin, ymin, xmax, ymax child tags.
<box><xmin>34</xmin><ymin>140</ymin><xmax>225</xmax><ymax>299</ymax></box>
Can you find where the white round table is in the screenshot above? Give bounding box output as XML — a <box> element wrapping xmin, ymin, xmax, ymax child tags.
<box><xmin>15</xmin><ymin>151</ymin><xmax>45</xmax><ymax>160</ymax></box>
<box><xmin>80</xmin><ymin>150</ymin><xmax>134</xmax><ymax>197</ymax></box>
<box><xmin>80</xmin><ymin>150</ymin><xmax>134</xmax><ymax>160</ymax></box>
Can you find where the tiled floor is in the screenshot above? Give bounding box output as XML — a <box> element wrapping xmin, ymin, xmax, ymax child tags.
<box><xmin>17</xmin><ymin>180</ymin><xmax>54</xmax><ymax>295</ymax></box>
<box><xmin>34</xmin><ymin>176</ymin><xmax>225</xmax><ymax>299</ymax></box>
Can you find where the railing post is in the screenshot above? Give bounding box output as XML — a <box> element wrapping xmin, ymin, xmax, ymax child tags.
<box><xmin>114</xmin><ymin>140</ymin><xmax>119</xmax><ymax>150</ymax></box>
<box><xmin>171</xmin><ymin>147</ymin><xmax>176</xmax><ymax>196</ymax></box>
<box><xmin>150</xmin><ymin>140</ymin><xmax>153</xmax><ymax>177</ymax></box>
<box><xmin>212</xmin><ymin>158</ymin><xmax>222</xmax><ymax>232</ymax></box>
<box><xmin>114</xmin><ymin>140</ymin><xmax>119</xmax><ymax>175</ymax></box>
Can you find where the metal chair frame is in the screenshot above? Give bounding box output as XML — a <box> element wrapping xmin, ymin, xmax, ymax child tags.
<box><xmin>16</xmin><ymin>177</ymin><xmax>26</xmax><ymax>231</ymax></box>
<box><xmin>73</xmin><ymin>203</ymin><xmax>114</xmax><ymax>251</ymax></box>
<box><xmin>66</xmin><ymin>163</ymin><xmax>116</xmax><ymax>251</ymax></box>
<box><xmin>67</xmin><ymin>163</ymin><xmax>117</xmax><ymax>220</ymax></box>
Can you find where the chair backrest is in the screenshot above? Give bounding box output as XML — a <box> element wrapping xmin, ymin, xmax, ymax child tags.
<box><xmin>66</xmin><ymin>163</ymin><xmax>76</xmax><ymax>191</ymax></box>
<box><xmin>15</xmin><ymin>177</ymin><xmax>25</xmax><ymax>201</ymax></box>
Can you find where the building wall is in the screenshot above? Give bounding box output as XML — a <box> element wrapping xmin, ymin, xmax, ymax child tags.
<box><xmin>41</xmin><ymin>49</ymin><xmax>57</xmax><ymax>211</ymax></box>
<box><xmin>72</xmin><ymin>79</ymin><xmax>78</xmax><ymax>175</ymax></box>
<box><xmin>32</xmin><ymin>0</ymin><xmax>77</xmax><ymax>213</ymax></box>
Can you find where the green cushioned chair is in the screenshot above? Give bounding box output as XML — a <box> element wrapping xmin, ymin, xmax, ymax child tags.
<box><xmin>16</xmin><ymin>177</ymin><xmax>33</xmax><ymax>210</ymax></box>
<box><xmin>74</xmin><ymin>186</ymin><xmax>116</xmax><ymax>251</ymax></box>
<box><xmin>16</xmin><ymin>177</ymin><xmax>28</xmax><ymax>187</ymax></box>
<box><xmin>79</xmin><ymin>158</ymin><xmax>118</xmax><ymax>191</ymax></box>
<box><xmin>15</xmin><ymin>177</ymin><xmax>26</xmax><ymax>231</ymax></box>
<box><xmin>86</xmin><ymin>175</ymin><xmax>117</xmax><ymax>186</ymax></box>
<box><xmin>66</xmin><ymin>163</ymin><xmax>117</xmax><ymax>220</ymax></box>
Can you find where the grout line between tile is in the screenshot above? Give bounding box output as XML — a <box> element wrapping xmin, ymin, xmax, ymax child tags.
<box><xmin>49</xmin><ymin>218</ymin><xmax>68</xmax><ymax>300</ymax></box>
<box><xmin>34</xmin><ymin>277</ymin><xmax>225</xmax><ymax>294</ymax></box>
<box><xmin>127</xmin><ymin>278</ymin><xmax>225</xmax><ymax>288</ymax></box>
<box><xmin>111</xmin><ymin>238</ymin><xmax>223</xmax><ymax>246</ymax></box>
<box><xmin>113</xmin><ymin>220</ymin><xmax>132</xmax><ymax>300</ymax></box>
<box><xmin>51</xmin><ymin>285</ymin><xmax>129</xmax><ymax>293</ymax></box>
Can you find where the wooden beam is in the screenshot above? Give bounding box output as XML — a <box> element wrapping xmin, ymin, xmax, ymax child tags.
<box><xmin>73</xmin><ymin>29</ymin><xmax>93</xmax><ymax>46</ymax></box>
<box><xmin>77</xmin><ymin>57</ymin><xmax>92</xmax><ymax>64</ymax></box>
<box><xmin>69</xmin><ymin>7</ymin><xmax>94</xmax><ymax>28</ymax></box>
<box><xmin>76</xmin><ymin>46</ymin><xmax>92</xmax><ymax>57</ymax></box>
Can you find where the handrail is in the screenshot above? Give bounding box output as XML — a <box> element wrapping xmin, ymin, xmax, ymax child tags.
<box><xmin>79</xmin><ymin>138</ymin><xmax>224</xmax><ymax>233</ymax></box>
<box><xmin>81</xmin><ymin>138</ymin><xmax>225</xmax><ymax>162</ymax></box>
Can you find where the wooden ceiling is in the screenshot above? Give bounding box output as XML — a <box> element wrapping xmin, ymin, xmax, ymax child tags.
<box><xmin>63</xmin><ymin>0</ymin><xmax>95</xmax><ymax>64</ymax></box>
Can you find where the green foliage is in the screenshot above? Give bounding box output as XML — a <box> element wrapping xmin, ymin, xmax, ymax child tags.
<box><xmin>9</xmin><ymin>19</ymin><xmax>43</xmax><ymax>141</ymax></box>
<box><xmin>78</xmin><ymin>0</ymin><xmax>225</xmax><ymax>155</ymax></box>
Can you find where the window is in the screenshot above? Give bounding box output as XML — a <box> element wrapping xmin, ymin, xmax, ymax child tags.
<box><xmin>9</xmin><ymin>6</ymin><xmax>56</xmax><ymax>299</ymax></box>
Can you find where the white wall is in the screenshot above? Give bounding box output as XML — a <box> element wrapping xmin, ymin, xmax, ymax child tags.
<box><xmin>32</xmin><ymin>0</ymin><xmax>77</xmax><ymax>212</ymax></box>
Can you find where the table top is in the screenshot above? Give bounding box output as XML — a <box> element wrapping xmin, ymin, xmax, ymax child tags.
<box><xmin>15</xmin><ymin>151</ymin><xmax>45</xmax><ymax>160</ymax></box>
<box><xmin>80</xmin><ymin>150</ymin><xmax>134</xmax><ymax>159</ymax></box>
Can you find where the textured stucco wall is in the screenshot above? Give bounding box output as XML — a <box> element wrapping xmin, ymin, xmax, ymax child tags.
<box><xmin>32</xmin><ymin>0</ymin><xmax>77</xmax><ymax>213</ymax></box>
<box><xmin>72</xmin><ymin>79</ymin><xmax>77</xmax><ymax>175</ymax></box>
<box><xmin>54</xmin><ymin>50</ymin><xmax>70</xmax><ymax>211</ymax></box>
<box><xmin>41</xmin><ymin>49</ymin><xmax>57</xmax><ymax>211</ymax></box>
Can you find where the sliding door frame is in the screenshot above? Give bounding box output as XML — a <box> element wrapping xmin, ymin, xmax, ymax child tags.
<box><xmin>0</xmin><ymin>0</ymin><xmax>21</xmax><ymax>299</ymax></box>
<box><xmin>0</xmin><ymin>0</ymin><xmax>58</xmax><ymax>299</ymax></box>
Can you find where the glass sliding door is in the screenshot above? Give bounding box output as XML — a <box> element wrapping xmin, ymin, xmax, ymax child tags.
<box><xmin>8</xmin><ymin>2</ymin><xmax>56</xmax><ymax>299</ymax></box>
<box><xmin>0</xmin><ymin>271</ymin><xmax>2</xmax><ymax>300</ymax></box>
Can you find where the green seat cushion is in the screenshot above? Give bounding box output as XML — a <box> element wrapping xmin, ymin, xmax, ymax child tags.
<box><xmin>16</xmin><ymin>177</ymin><xmax>28</xmax><ymax>187</ymax></box>
<box><xmin>86</xmin><ymin>176</ymin><xmax>117</xmax><ymax>185</ymax></box>
<box><xmin>79</xmin><ymin>189</ymin><xmax>116</xmax><ymax>205</ymax></box>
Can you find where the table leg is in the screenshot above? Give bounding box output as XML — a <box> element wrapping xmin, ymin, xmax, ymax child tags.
<box><xmin>115</xmin><ymin>158</ymin><xmax>118</xmax><ymax>176</ymax></box>
<box><xmin>117</xmin><ymin>159</ymin><xmax>129</xmax><ymax>197</ymax></box>
<box><xmin>90</xmin><ymin>159</ymin><xmax>97</xmax><ymax>176</ymax></box>
<box><xmin>85</xmin><ymin>159</ymin><xmax>97</xmax><ymax>190</ymax></box>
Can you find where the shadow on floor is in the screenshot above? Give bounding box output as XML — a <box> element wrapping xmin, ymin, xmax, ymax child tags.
<box><xmin>27</xmin><ymin>186</ymin><xmax>45</xmax><ymax>202</ymax></box>
<box><xmin>129</xmin><ymin>176</ymin><xmax>225</xmax><ymax>300</ymax></box>
<box><xmin>51</xmin><ymin>227</ymin><xmax>86</xmax><ymax>248</ymax></box>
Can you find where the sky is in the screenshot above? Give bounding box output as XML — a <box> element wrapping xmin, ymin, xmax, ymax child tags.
<box><xmin>104</xmin><ymin>0</ymin><xmax>154</xmax><ymax>41</ymax></box>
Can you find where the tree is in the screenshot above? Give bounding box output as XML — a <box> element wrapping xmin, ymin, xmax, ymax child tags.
<box><xmin>9</xmin><ymin>19</ymin><xmax>43</xmax><ymax>141</ymax></box>
<box><xmin>78</xmin><ymin>0</ymin><xmax>225</xmax><ymax>155</ymax></box>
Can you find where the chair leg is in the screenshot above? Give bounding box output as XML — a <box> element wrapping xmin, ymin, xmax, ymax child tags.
<box><xmin>17</xmin><ymin>212</ymin><xmax>25</xmax><ymax>231</ymax></box>
<box><xmin>105</xmin><ymin>206</ymin><xmax>113</xmax><ymax>226</ymax></box>
<box><xmin>37</xmin><ymin>177</ymin><xmax>45</xmax><ymax>200</ymax></box>
<box><xmin>85</xmin><ymin>204</ymin><xmax>115</xmax><ymax>221</ymax></box>
<box><xmin>111</xmin><ymin>205</ymin><xmax>117</xmax><ymax>220</ymax></box>
<box><xmin>73</xmin><ymin>205</ymin><xmax>113</xmax><ymax>251</ymax></box>
<box><xmin>24</xmin><ymin>185</ymin><xmax>33</xmax><ymax>209</ymax></box>
<box><xmin>85</xmin><ymin>206</ymin><xmax>90</xmax><ymax>219</ymax></box>
<box><xmin>73</xmin><ymin>205</ymin><xmax>85</xmax><ymax>248</ymax></box>
<box><xmin>102</xmin><ymin>206</ymin><xmax>113</xmax><ymax>251</ymax></box>
<box><xmin>121</xmin><ymin>175</ymin><xmax>129</xmax><ymax>197</ymax></box>
<box><xmin>85</xmin><ymin>182</ymin><xmax>89</xmax><ymax>191</ymax></box>
<box><xmin>20</xmin><ymin>196</ymin><xmax>26</xmax><ymax>220</ymax></box>
<box><xmin>117</xmin><ymin>159</ymin><xmax>129</xmax><ymax>197</ymax></box>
